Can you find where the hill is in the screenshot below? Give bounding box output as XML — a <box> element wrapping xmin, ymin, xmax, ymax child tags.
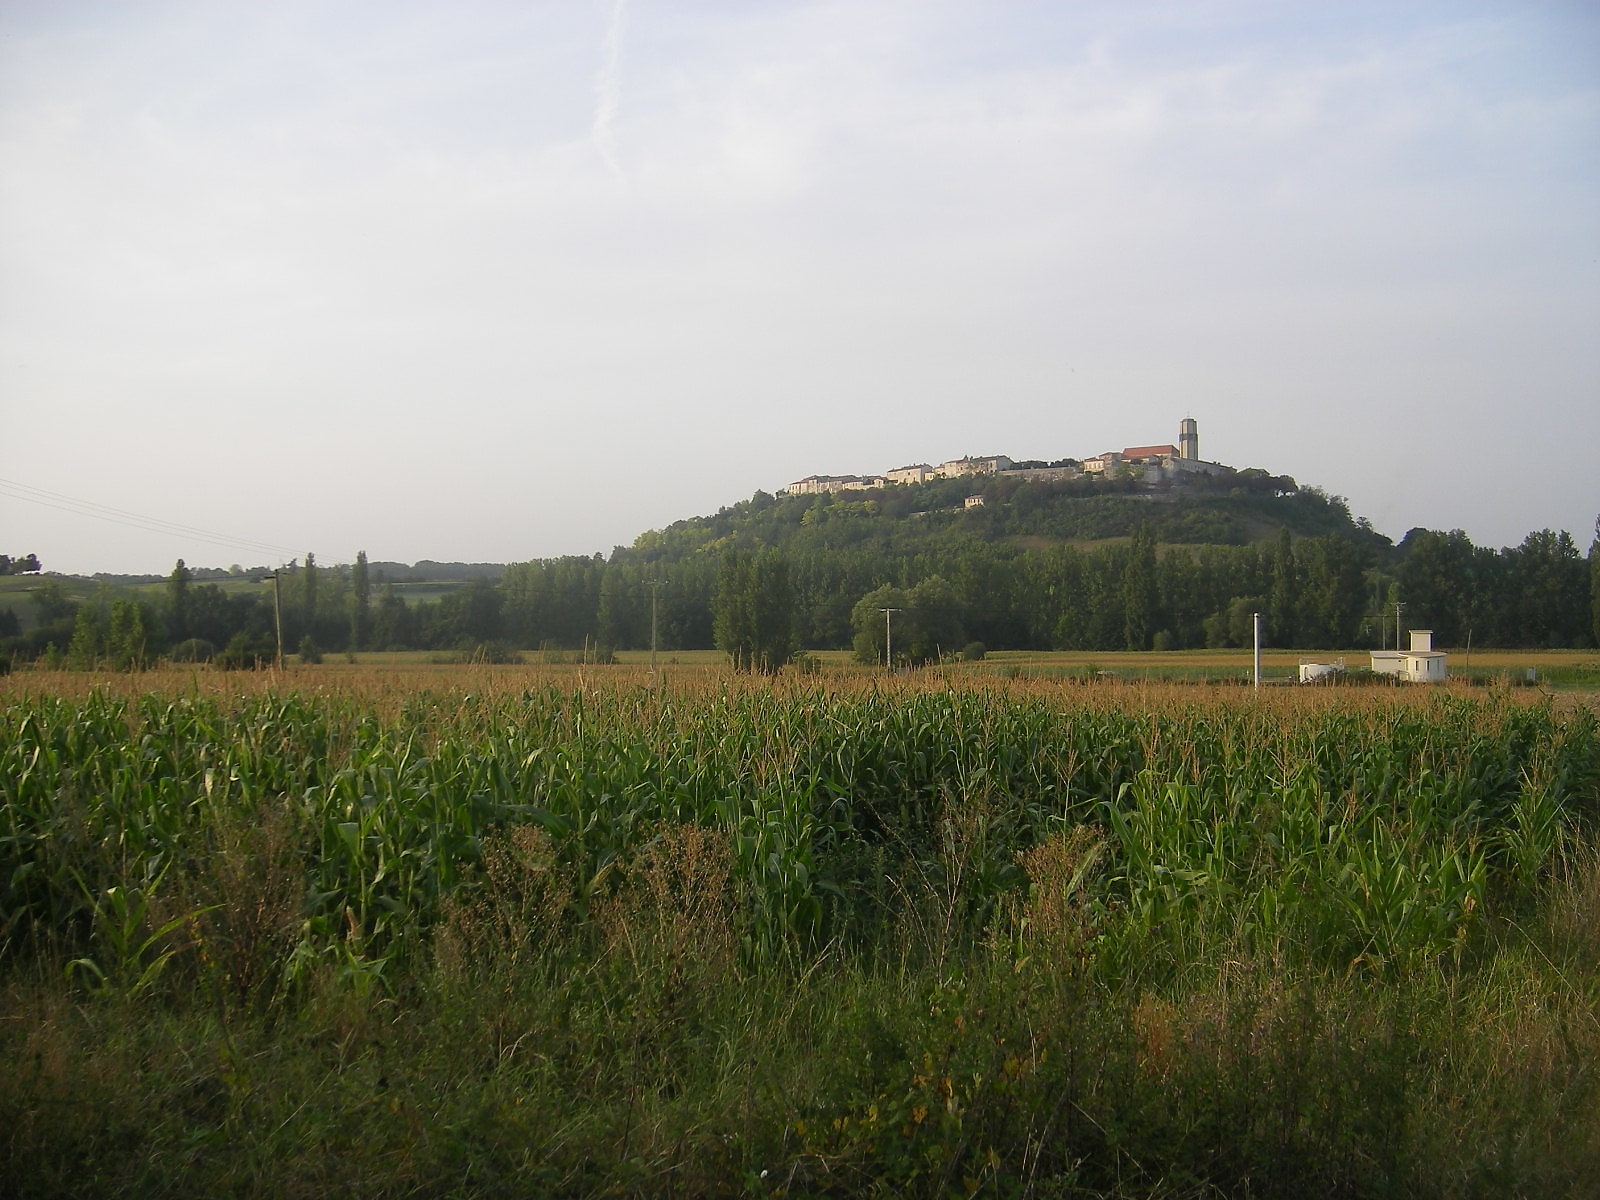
<box><xmin>538</xmin><ymin>467</ymin><xmax>1393</xmax><ymax>654</ymax></box>
<box><xmin>629</xmin><ymin>467</ymin><xmax>1384</xmax><ymax>563</ymax></box>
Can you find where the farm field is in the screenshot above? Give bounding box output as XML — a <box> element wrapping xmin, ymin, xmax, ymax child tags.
<box><xmin>3</xmin><ymin>668</ymin><xmax>1599</xmax><ymax>1197</ymax></box>
<box><xmin>241</xmin><ymin>644</ymin><xmax>1600</xmax><ymax>693</ymax></box>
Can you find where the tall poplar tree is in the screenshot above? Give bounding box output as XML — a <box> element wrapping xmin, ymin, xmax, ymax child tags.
<box><xmin>713</xmin><ymin>549</ymin><xmax>795</xmax><ymax>674</ymax></box>
<box><xmin>166</xmin><ymin>559</ymin><xmax>192</xmax><ymax>643</ymax></box>
<box><xmin>302</xmin><ymin>552</ymin><xmax>318</xmax><ymax>639</ymax></box>
<box><xmin>350</xmin><ymin>551</ymin><xmax>371</xmax><ymax>651</ymax></box>
<box><xmin>1590</xmin><ymin>517</ymin><xmax>1599</xmax><ymax>648</ymax></box>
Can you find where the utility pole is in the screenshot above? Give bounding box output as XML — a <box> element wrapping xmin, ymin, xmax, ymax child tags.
<box><xmin>269</xmin><ymin>568</ymin><xmax>283</xmax><ymax>671</ymax></box>
<box><xmin>647</xmin><ymin>577</ymin><xmax>661</xmax><ymax>676</ymax></box>
<box><xmin>1395</xmin><ymin>600</ymin><xmax>1404</xmax><ymax>651</ymax></box>
<box><xmin>1252</xmin><ymin>611</ymin><xmax>1261</xmax><ymax>691</ymax></box>
<box><xmin>879</xmin><ymin>607</ymin><xmax>901</xmax><ymax>669</ymax></box>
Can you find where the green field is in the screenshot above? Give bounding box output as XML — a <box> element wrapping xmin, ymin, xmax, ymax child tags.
<box><xmin>328</xmin><ymin>645</ymin><xmax>1600</xmax><ymax>691</ymax></box>
<box><xmin>3</xmin><ymin>670</ymin><xmax>1599</xmax><ymax>1195</ymax></box>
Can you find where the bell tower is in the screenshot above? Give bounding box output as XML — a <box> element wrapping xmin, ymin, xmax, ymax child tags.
<box><xmin>1179</xmin><ymin>417</ymin><xmax>1198</xmax><ymax>461</ymax></box>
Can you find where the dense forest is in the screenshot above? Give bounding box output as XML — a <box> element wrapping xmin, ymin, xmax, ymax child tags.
<box><xmin>2</xmin><ymin>470</ymin><xmax>1597</xmax><ymax>667</ymax></box>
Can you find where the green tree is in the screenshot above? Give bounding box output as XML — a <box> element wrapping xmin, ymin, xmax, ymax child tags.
<box><xmin>1591</xmin><ymin>517</ymin><xmax>1599</xmax><ymax>648</ymax></box>
<box><xmin>713</xmin><ymin>549</ymin><xmax>796</xmax><ymax>674</ymax></box>
<box><xmin>422</xmin><ymin>579</ymin><xmax>504</xmax><ymax>649</ymax></box>
<box><xmin>298</xmin><ymin>552</ymin><xmax>318</xmax><ymax>642</ymax></box>
<box><xmin>1269</xmin><ymin>528</ymin><xmax>1298</xmax><ymax>643</ymax></box>
<box><xmin>851</xmin><ymin>576</ymin><xmax>965</xmax><ymax>666</ymax></box>
<box><xmin>349</xmin><ymin>551</ymin><xmax>371</xmax><ymax>651</ymax></box>
<box><xmin>371</xmin><ymin>583</ymin><xmax>415</xmax><ymax>650</ymax></box>
<box><xmin>852</xmin><ymin>584</ymin><xmax>910</xmax><ymax>664</ymax></box>
<box><xmin>106</xmin><ymin>600</ymin><xmax>148</xmax><ymax>671</ymax></box>
<box><xmin>166</xmin><ymin>558</ymin><xmax>192</xmax><ymax>643</ymax></box>
<box><xmin>1397</xmin><ymin>529</ymin><xmax>1478</xmax><ymax>645</ymax></box>
<box><xmin>904</xmin><ymin>575</ymin><xmax>967</xmax><ymax>663</ymax></box>
<box><xmin>596</xmin><ymin>563</ymin><xmax>647</xmax><ymax>650</ymax></box>
<box><xmin>1121</xmin><ymin>524</ymin><xmax>1158</xmax><ymax>650</ymax></box>
<box><xmin>67</xmin><ymin>606</ymin><xmax>102</xmax><ymax>669</ymax></box>
<box><xmin>1296</xmin><ymin>536</ymin><xmax>1366</xmax><ymax>648</ymax></box>
<box><xmin>32</xmin><ymin>578</ymin><xmax>75</xmax><ymax>626</ymax></box>
<box><xmin>1505</xmin><ymin>529</ymin><xmax>1587</xmax><ymax>647</ymax></box>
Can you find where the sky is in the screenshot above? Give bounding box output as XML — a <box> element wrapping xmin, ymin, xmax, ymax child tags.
<box><xmin>1</xmin><ymin>0</ymin><xmax>1597</xmax><ymax>576</ymax></box>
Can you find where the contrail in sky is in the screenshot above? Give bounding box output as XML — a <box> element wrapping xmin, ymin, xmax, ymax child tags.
<box><xmin>592</xmin><ymin>0</ymin><xmax>626</xmax><ymax>176</ymax></box>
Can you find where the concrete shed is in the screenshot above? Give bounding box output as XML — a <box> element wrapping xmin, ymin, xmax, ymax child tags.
<box><xmin>1372</xmin><ymin>631</ymin><xmax>1448</xmax><ymax>682</ymax></box>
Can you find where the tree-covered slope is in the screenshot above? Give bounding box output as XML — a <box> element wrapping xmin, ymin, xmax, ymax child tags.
<box><xmin>630</xmin><ymin>469</ymin><xmax>1377</xmax><ymax>565</ymax></box>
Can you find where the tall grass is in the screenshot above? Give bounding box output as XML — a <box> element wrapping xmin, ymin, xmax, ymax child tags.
<box><xmin>2</xmin><ymin>673</ymin><xmax>1597</xmax><ymax>1195</ymax></box>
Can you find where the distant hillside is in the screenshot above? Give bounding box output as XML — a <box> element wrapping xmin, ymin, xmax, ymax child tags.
<box><xmin>546</xmin><ymin>466</ymin><xmax>1399</xmax><ymax>653</ymax></box>
<box><xmin>626</xmin><ymin>468</ymin><xmax>1388</xmax><ymax>564</ymax></box>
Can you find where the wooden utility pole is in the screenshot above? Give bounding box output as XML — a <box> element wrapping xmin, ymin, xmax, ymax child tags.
<box><xmin>648</xmin><ymin>577</ymin><xmax>661</xmax><ymax>676</ymax></box>
<box><xmin>269</xmin><ymin>569</ymin><xmax>283</xmax><ymax>670</ymax></box>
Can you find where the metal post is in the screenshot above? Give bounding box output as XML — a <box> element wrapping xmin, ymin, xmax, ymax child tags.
<box><xmin>880</xmin><ymin>607</ymin><xmax>901</xmax><ymax>669</ymax></box>
<box><xmin>1253</xmin><ymin>611</ymin><xmax>1261</xmax><ymax>691</ymax></box>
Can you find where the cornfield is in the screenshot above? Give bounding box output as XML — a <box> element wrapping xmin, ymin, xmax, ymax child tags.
<box><xmin>3</xmin><ymin>669</ymin><xmax>1598</xmax><ymax>1196</ymax></box>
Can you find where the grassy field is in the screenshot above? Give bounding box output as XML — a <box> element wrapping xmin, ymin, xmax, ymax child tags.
<box><xmin>3</xmin><ymin>668</ymin><xmax>1599</xmax><ymax>1196</ymax></box>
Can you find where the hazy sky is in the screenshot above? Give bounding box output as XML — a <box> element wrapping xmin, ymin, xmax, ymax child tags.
<box><xmin>2</xmin><ymin>1</ymin><xmax>1596</xmax><ymax>575</ymax></box>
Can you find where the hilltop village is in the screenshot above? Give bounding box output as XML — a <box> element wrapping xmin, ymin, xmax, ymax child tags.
<box><xmin>783</xmin><ymin>418</ymin><xmax>1230</xmax><ymax>496</ymax></box>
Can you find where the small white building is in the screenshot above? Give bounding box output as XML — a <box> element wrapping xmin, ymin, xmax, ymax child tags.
<box><xmin>1372</xmin><ymin>630</ymin><xmax>1447</xmax><ymax>682</ymax></box>
<box><xmin>964</xmin><ymin>495</ymin><xmax>986</xmax><ymax>509</ymax></box>
<box><xmin>1299</xmin><ymin>658</ymin><xmax>1346</xmax><ymax>683</ymax></box>
<box><xmin>1083</xmin><ymin>452</ymin><xmax>1123</xmax><ymax>475</ymax></box>
<box><xmin>1399</xmin><ymin>629</ymin><xmax>1448</xmax><ymax>683</ymax></box>
<box><xmin>935</xmin><ymin>454</ymin><xmax>1014</xmax><ymax>479</ymax></box>
<box><xmin>887</xmin><ymin>463</ymin><xmax>933</xmax><ymax>485</ymax></box>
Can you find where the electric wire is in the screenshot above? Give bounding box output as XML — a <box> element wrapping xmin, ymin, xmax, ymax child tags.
<box><xmin>0</xmin><ymin>476</ymin><xmax>296</xmax><ymax>559</ymax></box>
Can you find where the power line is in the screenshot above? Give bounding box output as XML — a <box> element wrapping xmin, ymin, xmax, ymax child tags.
<box><xmin>0</xmin><ymin>476</ymin><xmax>296</xmax><ymax>559</ymax></box>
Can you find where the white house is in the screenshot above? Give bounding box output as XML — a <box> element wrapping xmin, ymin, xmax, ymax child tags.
<box><xmin>1372</xmin><ymin>630</ymin><xmax>1447</xmax><ymax>682</ymax></box>
<box><xmin>1082</xmin><ymin>452</ymin><xmax>1123</xmax><ymax>475</ymax></box>
<box><xmin>935</xmin><ymin>454</ymin><xmax>1014</xmax><ymax>478</ymax></box>
<box><xmin>1399</xmin><ymin>629</ymin><xmax>1448</xmax><ymax>683</ymax></box>
<box><xmin>887</xmin><ymin>463</ymin><xmax>933</xmax><ymax>485</ymax></box>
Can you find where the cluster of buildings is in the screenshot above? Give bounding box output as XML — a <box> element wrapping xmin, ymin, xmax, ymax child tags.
<box><xmin>1370</xmin><ymin>629</ymin><xmax>1449</xmax><ymax>683</ymax></box>
<box><xmin>1298</xmin><ymin>631</ymin><xmax>1450</xmax><ymax>685</ymax></box>
<box><xmin>783</xmin><ymin>418</ymin><xmax>1228</xmax><ymax>497</ymax></box>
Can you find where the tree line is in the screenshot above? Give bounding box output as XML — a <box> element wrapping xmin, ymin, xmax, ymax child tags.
<box><xmin>0</xmin><ymin>553</ymin><xmax>42</xmax><ymax>576</ymax></box>
<box><xmin>3</xmin><ymin>516</ymin><xmax>1596</xmax><ymax>672</ymax></box>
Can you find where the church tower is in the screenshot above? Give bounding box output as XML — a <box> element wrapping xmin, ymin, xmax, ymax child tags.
<box><xmin>1179</xmin><ymin>417</ymin><xmax>1198</xmax><ymax>461</ymax></box>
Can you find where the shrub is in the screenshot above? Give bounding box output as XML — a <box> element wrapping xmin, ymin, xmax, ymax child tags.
<box><xmin>214</xmin><ymin>632</ymin><xmax>275</xmax><ymax>669</ymax></box>
<box><xmin>471</xmin><ymin>640</ymin><xmax>524</xmax><ymax>665</ymax></box>
<box><xmin>169</xmin><ymin>637</ymin><xmax>216</xmax><ymax>664</ymax></box>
